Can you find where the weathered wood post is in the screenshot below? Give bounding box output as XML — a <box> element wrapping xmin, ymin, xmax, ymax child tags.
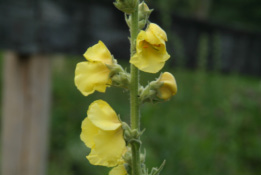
<box><xmin>2</xmin><ymin>52</ymin><xmax>51</xmax><ymax>175</ymax></box>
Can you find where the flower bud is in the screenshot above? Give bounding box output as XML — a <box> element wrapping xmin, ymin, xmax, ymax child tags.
<box><xmin>139</xmin><ymin>72</ymin><xmax>177</xmax><ymax>103</ymax></box>
<box><xmin>139</xmin><ymin>80</ymin><xmax>162</xmax><ymax>103</ymax></box>
<box><xmin>122</xmin><ymin>122</ymin><xmax>132</xmax><ymax>141</ymax></box>
<box><xmin>157</xmin><ymin>72</ymin><xmax>177</xmax><ymax>100</ymax></box>
<box><xmin>106</xmin><ymin>63</ymin><xmax>131</xmax><ymax>89</ymax></box>
<box><xmin>122</xmin><ymin>148</ymin><xmax>132</xmax><ymax>164</ymax></box>
<box><xmin>125</xmin><ymin>14</ymin><xmax>132</xmax><ymax>28</ymax></box>
<box><xmin>114</xmin><ymin>0</ymin><xmax>138</xmax><ymax>14</ymax></box>
<box><xmin>138</xmin><ymin>2</ymin><xmax>153</xmax><ymax>29</ymax></box>
<box><xmin>140</xmin><ymin>149</ymin><xmax>146</xmax><ymax>163</ymax></box>
<box><xmin>122</xmin><ymin>122</ymin><xmax>131</xmax><ymax>131</ymax></box>
<box><xmin>122</xmin><ymin>122</ymin><xmax>144</xmax><ymax>145</ymax></box>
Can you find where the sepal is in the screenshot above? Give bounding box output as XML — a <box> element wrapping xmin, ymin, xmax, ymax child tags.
<box><xmin>149</xmin><ymin>160</ymin><xmax>166</xmax><ymax>175</ymax></box>
<box><xmin>106</xmin><ymin>61</ymin><xmax>131</xmax><ymax>89</ymax></box>
<box><xmin>122</xmin><ymin>122</ymin><xmax>145</xmax><ymax>145</ymax></box>
<box><xmin>139</xmin><ymin>80</ymin><xmax>163</xmax><ymax>103</ymax></box>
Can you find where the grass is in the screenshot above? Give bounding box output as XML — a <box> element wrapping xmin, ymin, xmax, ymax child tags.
<box><xmin>49</xmin><ymin>57</ymin><xmax>261</xmax><ymax>175</ymax></box>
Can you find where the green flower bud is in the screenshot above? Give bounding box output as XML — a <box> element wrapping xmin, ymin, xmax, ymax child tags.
<box><xmin>122</xmin><ymin>148</ymin><xmax>132</xmax><ymax>164</ymax></box>
<box><xmin>139</xmin><ymin>80</ymin><xmax>163</xmax><ymax>103</ymax></box>
<box><xmin>122</xmin><ymin>122</ymin><xmax>132</xmax><ymax>141</ymax></box>
<box><xmin>122</xmin><ymin>122</ymin><xmax>131</xmax><ymax>131</ymax></box>
<box><xmin>114</xmin><ymin>0</ymin><xmax>138</xmax><ymax>14</ymax></box>
<box><xmin>125</xmin><ymin>14</ymin><xmax>132</xmax><ymax>28</ymax></box>
<box><xmin>140</xmin><ymin>149</ymin><xmax>146</xmax><ymax>163</ymax></box>
<box><xmin>106</xmin><ymin>63</ymin><xmax>131</xmax><ymax>89</ymax></box>
<box><xmin>122</xmin><ymin>122</ymin><xmax>144</xmax><ymax>145</ymax></box>
<box><xmin>111</xmin><ymin>72</ymin><xmax>131</xmax><ymax>88</ymax></box>
<box><xmin>130</xmin><ymin>129</ymin><xmax>139</xmax><ymax>138</ymax></box>
<box><xmin>138</xmin><ymin>2</ymin><xmax>153</xmax><ymax>29</ymax></box>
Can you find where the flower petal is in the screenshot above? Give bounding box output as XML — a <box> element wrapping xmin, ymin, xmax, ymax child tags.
<box><xmin>83</xmin><ymin>41</ymin><xmax>113</xmax><ymax>64</ymax></box>
<box><xmin>87</xmin><ymin>129</ymin><xmax>126</xmax><ymax>167</ymax></box>
<box><xmin>88</xmin><ymin>100</ymin><xmax>121</xmax><ymax>131</ymax></box>
<box><xmin>74</xmin><ymin>61</ymin><xmax>111</xmax><ymax>96</ymax></box>
<box><xmin>147</xmin><ymin>23</ymin><xmax>168</xmax><ymax>43</ymax></box>
<box><xmin>80</xmin><ymin>117</ymin><xmax>99</xmax><ymax>148</ymax></box>
<box><xmin>109</xmin><ymin>164</ymin><xmax>127</xmax><ymax>175</ymax></box>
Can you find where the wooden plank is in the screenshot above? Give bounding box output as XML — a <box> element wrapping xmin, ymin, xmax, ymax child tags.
<box><xmin>1</xmin><ymin>52</ymin><xmax>51</xmax><ymax>175</ymax></box>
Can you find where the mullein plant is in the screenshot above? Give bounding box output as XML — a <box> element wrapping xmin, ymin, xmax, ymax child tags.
<box><xmin>74</xmin><ymin>1</ymin><xmax>177</xmax><ymax>175</ymax></box>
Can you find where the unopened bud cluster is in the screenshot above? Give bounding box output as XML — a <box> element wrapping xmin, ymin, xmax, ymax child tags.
<box><xmin>107</xmin><ymin>60</ymin><xmax>131</xmax><ymax>89</ymax></box>
<box><xmin>122</xmin><ymin>122</ymin><xmax>144</xmax><ymax>144</ymax></box>
<box><xmin>114</xmin><ymin>0</ymin><xmax>138</xmax><ymax>14</ymax></box>
<box><xmin>138</xmin><ymin>2</ymin><xmax>153</xmax><ymax>29</ymax></box>
<box><xmin>125</xmin><ymin>1</ymin><xmax>152</xmax><ymax>29</ymax></box>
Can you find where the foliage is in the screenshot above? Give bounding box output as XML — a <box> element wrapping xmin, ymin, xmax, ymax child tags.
<box><xmin>49</xmin><ymin>57</ymin><xmax>261</xmax><ymax>175</ymax></box>
<box><xmin>148</xmin><ymin>0</ymin><xmax>261</xmax><ymax>31</ymax></box>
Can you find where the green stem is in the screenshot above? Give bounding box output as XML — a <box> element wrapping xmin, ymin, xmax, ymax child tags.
<box><xmin>130</xmin><ymin>1</ymin><xmax>141</xmax><ymax>175</ymax></box>
<box><xmin>130</xmin><ymin>13</ymin><xmax>139</xmax><ymax>130</ymax></box>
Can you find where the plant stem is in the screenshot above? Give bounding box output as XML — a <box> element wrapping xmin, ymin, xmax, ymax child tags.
<box><xmin>130</xmin><ymin>1</ymin><xmax>141</xmax><ymax>175</ymax></box>
<box><xmin>130</xmin><ymin>4</ymin><xmax>140</xmax><ymax>130</ymax></box>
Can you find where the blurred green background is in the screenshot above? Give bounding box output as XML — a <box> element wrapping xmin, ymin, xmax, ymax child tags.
<box><xmin>50</xmin><ymin>56</ymin><xmax>260</xmax><ymax>175</ymax></box>
<box><xmin>1</xmin><ymin>0</ymin><xmax>261</xmax><ymax>175</ymax></box>
<box><xmin>150</xmin><ymin>0</ymin><xmax>261</xmax><ymax>31</ymax></box>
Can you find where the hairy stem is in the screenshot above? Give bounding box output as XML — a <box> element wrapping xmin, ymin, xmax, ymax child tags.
<box><xmin>129</xmin><ymin>1</ymin><xmax>141</xmax><ymax>175</ymax></box>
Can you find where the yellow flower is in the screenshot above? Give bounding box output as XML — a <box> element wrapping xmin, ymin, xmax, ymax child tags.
<box><xmin>157</xmin><ymin>72</ymin><xmax>177</xmax><ymax>100</ymax></box>
<box><xmin>80</xmin><ymin>100</ymin><xmax>126</xmax><ymax>167</ymax></box>
<box><xmin>130</xmin><ymin>23</ymin><xmax>170</xmax><ymax>73</ymax></box>
<box><xmin>83</xmin><ymin>41</ymin><xmax>113</xmax><ymax>64</ymax></box>
<box><xmin>109</xmin><ymin>164</ymin><xmax>127</xmax><ymax>175</ymax></box>
<box><xmin>75</xmin><ymin>41</ymin><xmax>113</xmax><ymax>96</ymax></box>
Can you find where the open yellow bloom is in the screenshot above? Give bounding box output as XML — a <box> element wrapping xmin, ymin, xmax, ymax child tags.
<box><xmin>109</xmin><ymin>164</ymin><xmax>127</xmax><ymax>175</ymax></box>
<box><xmin>157</xmin><ymin>72</ymin><xmax>177</xmax><ymax>100</ymax></box>
<box><xmin>80</xmin><ymin>100</ymin><xmax>126</xmax><ymax>167</ymax></box>
<box><xmin>130</xmin><ymin>23</ymin><xmax>170</xmax><ymax>73</ymax></box>
<box><xmin>75</xmin><ymin>41</ymin><xmax>113</xmax><ymax>96</ymax></box>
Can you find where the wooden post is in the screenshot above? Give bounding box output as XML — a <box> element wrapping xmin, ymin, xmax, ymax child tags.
<box><xmin>1</xmin><ymin>52</ymin><xmax>51</xmax><ymax>175</ymax></box>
